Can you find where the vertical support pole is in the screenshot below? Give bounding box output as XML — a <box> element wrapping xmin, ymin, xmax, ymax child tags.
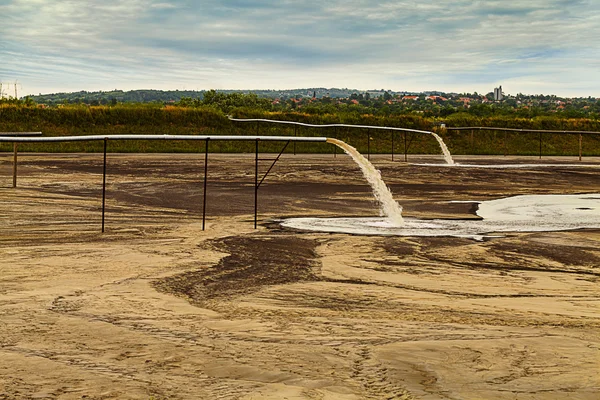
<box><xmin>102</xmin><ymin>138</ymin><xmax>107</xmax><ymax>233</ymax></box>
<box><xmin>202</xmin><ymin>138</ymin><xmax>209</xmax><ymax>230</ymax></box>
<box><xmin>293</xmin><ymin>125</ymin><xmax>297</xmax><ymax>155</ymax></box>
<box><xmin>404</xmin><ymin>132</ymin><xmax>408</xmax><ymax>162</ymax></box>
<box><xmin>12</xmin><ymin>142</ymin><xmax>17</xmax><ymax>188</ymax></box>
<box><xmin>391</xmin><ymin>131</ymin><xmax>394</xmax><ymax>161</ymax></box>
<box><xmin>255</xmin><ymin>120</ymin><xmax>261</xmax><ymax>227</ymax></box>
<box><xmin>367</xmin><ymin>129</ymin><xmax>370</xmax><ymax>161</ymax></box>
<box><xmin>539</xmin><ymin>132</ymin><xmax>542</xmax><ymax>159</ymax></box>
<box><xmin>254</xmin><ymin>139</ymin><xmax>259</xmax><ymax>229</ymax></box>
<box><xmin>470</xmin><ymin>129</ymin><xmax>474</xmax><ymax>154</ymax></box>
<box><xmin>504</xmin><ymin>131</ymin><xmax>507</xmax><ymax>157</ymax></box>
<box><xmin>333</xmin><ymin>126</ymin><xmax>337</xmax><ymax>158</ymax></box>
<box><xmin>579</xmin><ymin>134</ymin><xmax>582</xmax><ymax>161</ymax></box>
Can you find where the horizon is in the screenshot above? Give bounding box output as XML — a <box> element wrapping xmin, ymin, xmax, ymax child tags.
<box><xmin>2</xmin><ymin>1</ymin><xmax>600</xmax><ymax>98</ymax></box>
<box><xmin>21</xmin><ymin>87</ymin><xmax>598</xmax><ymax>99</ymax></box>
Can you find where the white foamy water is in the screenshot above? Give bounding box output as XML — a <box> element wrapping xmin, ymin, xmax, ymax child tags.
<box><xmin>430</xmin><ymin>132</ymin><xmax>455</xmax><ymax>165</ymax></box>
<box><xmin>413</xmin><ymin>163</ymin><xmax>600</xmax><ymax>169</ymax></box>
<box><xmin>281</xmin><ymin>194</ymin><xmax>600</xmax><ymax>240</ymax></box>
<box><xmin>327</xmin><ymin>138</ymin><xmax>403</xmax><ymax>225</ymax></box>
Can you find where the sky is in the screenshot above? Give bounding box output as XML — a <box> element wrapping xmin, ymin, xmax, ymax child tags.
<box><xmin>1</xmin><ymin>0</ymin><xmax>599</xmax><ymax>97</ymax></box>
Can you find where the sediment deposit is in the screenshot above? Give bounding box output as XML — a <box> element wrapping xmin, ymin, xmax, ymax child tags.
<box><xmin>1</xmin><ymin>153</ymin><xmax>598</xmax><ymax>399</ymax></box>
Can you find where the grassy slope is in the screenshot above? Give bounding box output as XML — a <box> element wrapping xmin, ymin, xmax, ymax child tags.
<box><xmin>1</xmin><ymin>105</ymin><xmax>599</xmax><ymax>156</ymax></box>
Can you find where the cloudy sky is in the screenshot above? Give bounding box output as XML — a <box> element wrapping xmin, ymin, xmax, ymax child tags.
<box><xmin>1</xmin><ymin>0</ymin><xmax>599</xmax><ymax>97</ymax></box>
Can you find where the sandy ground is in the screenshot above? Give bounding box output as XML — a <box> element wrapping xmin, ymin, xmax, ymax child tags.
<box><xmin>0</xmin><ymin>152</ymin><xmax>599</xmax><ymax>399</ymax></box>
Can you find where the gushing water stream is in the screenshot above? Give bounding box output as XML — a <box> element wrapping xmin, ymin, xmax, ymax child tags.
<box><xmin>327</xmin><ymin>138</ymin><xmax>404</xmax><ymax>226</ymax></box>
<box><xmin>431</xmin><ymin>132</ymin><xmax>455</xmax><ymax>165</ymax></box>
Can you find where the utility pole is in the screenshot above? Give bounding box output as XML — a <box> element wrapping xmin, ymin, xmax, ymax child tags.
<box><xmin>0</xmin><ymin>81</ymin><xmax>22</xmax><ymax>99</ymax></box>
<box><xmin>0</xmin><ymin>82</ymin><xmax>15</xmax><ymax>99</ymax></box>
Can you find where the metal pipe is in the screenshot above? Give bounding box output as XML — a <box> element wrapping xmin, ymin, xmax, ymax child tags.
<box><xmin>579</xmin><ymin>134</ymin><xmax>582</xmax><ymax>161</ymax></box>
<box><xmin>254</xmin><ymin>139</ymin><xmax>259</xmax><ymax>229</ymax></box>
<box><xmin>0</xmin><ymin>132</ymin><xmax>42</xmax><ymax>137</ymax></box>
<box><xmin>367</xmin><ymin>129</ymin><xmax>370</xmax><ymax>161</ymax></box>
<box><xmin>102</xmin><ymin>138</ymin><xmax>107</xmax><ymax>233</ymax></box>
<box><xmin>0</xmin><ymin>135</ymin><xmax>329</xmax><ymax>143</ymax></box>
<box><xmin>12</xmin><ymin>143</ymin><xmax>18</xmax><ymax>188</ymax></box>
<box><xmin>391</xmin><ymin>132</ymin><xmax>394</xmax><ymax>161</ymax></box>
<box><xmin>293</xmin><ymin>125</ymin><xmax>297</xmax><ymax>155</ymax></box>
<box><xmin>333</xmin><ymin>126</ymin><xmax>337</xmax><ymax>158</ymax></box>
<box><xmin>257</xmin><ymin>141</ymin><xmax>289</xmax><ymax>188</ymax></box>
<box><xmin>406</xmin><ymin>133</ymin><xmax>416</xmax><ymax>161</ymax></box>
<box><xmin>446</xmin><ymin>126</ymin><xmax>600</xmax><ymax>135</ymax></box>
<box><xmin>228</xmin><ymin>117</ymin><xmax>434</xmax><ymax>135</ymax></box>
<box><xmin>470</xmin><ymin>129</ymin><xmax>474</xmax><ymax>153</ymax></box>
<box><xmin>202</xmin><ymin>138</ymin><xmax>209</xmax><ymax>230</ymax></box>
<box><xmin>404</xmin><ymin>132</ymin><xmax>407</xmax><ymax>162</ymax></box>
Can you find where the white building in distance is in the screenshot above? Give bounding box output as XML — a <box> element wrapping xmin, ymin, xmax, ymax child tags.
<box><xmin>494</xmin><ymin>86</ymin><xmax>504</xmax><ymax>101</ymax></box>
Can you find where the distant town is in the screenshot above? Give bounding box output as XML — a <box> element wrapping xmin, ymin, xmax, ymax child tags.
<box><xmin>1</xmin><ymin>86</ymin><xmax>599</xmax><ymax>118</ymax></box>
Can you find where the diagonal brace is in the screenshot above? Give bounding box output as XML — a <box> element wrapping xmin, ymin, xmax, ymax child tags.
<box><xmin>257</xmin><ymin>140</ymin><xmax>290</xmax><ymax>189</ymax></box>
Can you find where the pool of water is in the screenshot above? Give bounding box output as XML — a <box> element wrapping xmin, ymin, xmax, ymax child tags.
<box><xmin>280</xmin><ymin>193</ymin><xmax>600</xmax><ymax>240</ymax></box>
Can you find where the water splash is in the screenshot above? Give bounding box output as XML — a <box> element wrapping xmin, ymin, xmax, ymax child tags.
<box><xmin>327</xmin><ymin>138</ymin><xmax>403</xmax><ymax>226</ymax></box>
<box><xmin>431</xmin><ymin>132</ymin><xmax>455</xmax><ymax>165</ymax></box>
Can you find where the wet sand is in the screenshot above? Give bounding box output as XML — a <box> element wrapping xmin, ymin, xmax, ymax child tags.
<box><xmin>0</xmin><ymin>153</ymin><xmax>599</xmax><ymax>399</ymax></box>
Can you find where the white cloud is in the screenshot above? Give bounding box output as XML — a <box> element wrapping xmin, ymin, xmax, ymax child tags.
<box><xmin>1</xmin><ymin>0</ymin><xmax>599</xmax><ymax>96</ymax></box>
<box><xmin>151</xmin><ymin>2</ymin><xmax>179</xmax><ymax>9</ymax></box>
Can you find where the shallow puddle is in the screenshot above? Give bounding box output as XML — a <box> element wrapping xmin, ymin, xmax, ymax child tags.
<box><xmin>281</xmin><ymin>193</ymin><xmax>600</xmax><ymax>240</ymax></box>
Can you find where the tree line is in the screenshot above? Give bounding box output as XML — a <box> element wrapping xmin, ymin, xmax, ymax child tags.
<box><xmin>1</xmin><ymin>95</ymin><xmax>599</xmax><ymax>156</ymax></box>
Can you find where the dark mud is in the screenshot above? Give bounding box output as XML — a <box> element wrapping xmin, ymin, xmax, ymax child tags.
<box><xmin>155</xmin><ymin>235</ymin><xmax>321</xmax><ymax>303</ymax></box>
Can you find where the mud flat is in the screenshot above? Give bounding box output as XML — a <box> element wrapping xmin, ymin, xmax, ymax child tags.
<box><xmin>0</xmin><ymin>153</ymin><xmax>599</xmax><ymax>399</ymax></box>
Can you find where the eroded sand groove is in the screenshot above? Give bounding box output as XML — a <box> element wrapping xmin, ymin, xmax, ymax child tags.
<box><xmin>0</xmin><ymin>154</ymin><xmax>599</xmax><ymax>399</ymax></box>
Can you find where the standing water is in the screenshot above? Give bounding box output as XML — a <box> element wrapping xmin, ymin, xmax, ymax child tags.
<box><xmin>327</xmin><ymin>138</ymin><xmax>404</xmax><ymax>226</ymax></box>
<box><xmin>431</xmin><ymin>132</ymin><xmax>455</xmax><ymax>165</ymax></box>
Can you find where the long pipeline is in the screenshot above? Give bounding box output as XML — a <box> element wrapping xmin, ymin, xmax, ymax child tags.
<box><xmin>0</xmin><ymin>134</ymin><xmax>328</xmax><ymax>143</ymax></box>
<box><xmin>228</xmin><ymin>117</ymin><xmax>434</xmax><ymax>135</ymax></box>
<box><xmin>445</xmin><ymin>127</ymin><xmax>600</xmax><ymax>135</ymax></box>
<box><xmin>229</xmin><ymin>117</ymin><xmax>455</xmax><ymax>164</ymax></box>
<box><xmin>0</xmin><ymin>132</ymin><xmax>42</xmax><ymax>137</ymax></box>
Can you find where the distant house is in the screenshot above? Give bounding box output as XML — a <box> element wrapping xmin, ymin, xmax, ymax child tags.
<box><xmin>402</xmin><ymin>95</ymin><xmax>419</xmax><ymax>101</ymax></box>
<box><xmin>426</xmin><ymin>95</ymin><xmax>447</xmax><ymax>101</ymax></box>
